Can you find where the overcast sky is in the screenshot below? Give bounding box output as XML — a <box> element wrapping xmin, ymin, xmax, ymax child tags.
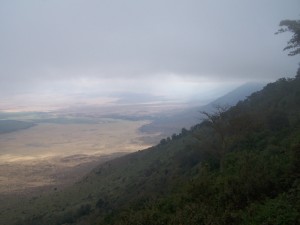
<box><xmin>0</xmin><ymin>0</ymin><xmax>299</xmax><ymax>110</ymax></box>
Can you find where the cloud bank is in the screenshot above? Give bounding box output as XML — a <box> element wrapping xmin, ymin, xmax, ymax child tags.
<box><xmin>0</xmin><ymin>0</ymin><xmax>299</xmax><ymax>107</ymax></box>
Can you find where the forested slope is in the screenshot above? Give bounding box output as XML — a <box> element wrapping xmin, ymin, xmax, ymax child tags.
<box><xmin>10</xmin><ymin>76</ymin><xmax>300</xmax><ymax>225</ymax></box>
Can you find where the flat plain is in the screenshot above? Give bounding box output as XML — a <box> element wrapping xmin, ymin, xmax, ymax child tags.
<box><xmin>0</xmin><ymin>119</ymin><xmax>158</xmax><ymax>193</ymax></box>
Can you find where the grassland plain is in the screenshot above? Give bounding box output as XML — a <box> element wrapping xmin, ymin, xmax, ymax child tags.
<box><xmin>0</xmin><ymin>118</ymin><xmax>160</xmax><ymax>194</ymax></box>
<box><xmin>1</xmin><ymin>76</ymin><xmax>298</xmax><ymax>225</ymax></box>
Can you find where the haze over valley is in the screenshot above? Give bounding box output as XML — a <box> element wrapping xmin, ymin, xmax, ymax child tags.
<box><xmin>0</xmin><ymin>1</ymin><xmax>299</xmax><ymax>224</ymax></box>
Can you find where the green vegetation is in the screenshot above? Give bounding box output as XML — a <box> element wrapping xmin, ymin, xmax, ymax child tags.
<box><xmin>1</xmin><ymin>19</ymin><xmax>299</xmax><ymax>225</ymax></box>
<box><xmin>276</xmin><ymin>19</ymin><xmax>300</xmax><ymax>56</ymax></box>
<box><xmin>1</xmin><ymin>75</ymin><xmax>298</xmax><ymax>225</ymax></box>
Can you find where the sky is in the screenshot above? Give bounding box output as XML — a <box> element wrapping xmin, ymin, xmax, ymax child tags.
<box><xmin>0</xmin><ymin>0</ymin><xmax>299</xmax><ymax>111</ymax></box>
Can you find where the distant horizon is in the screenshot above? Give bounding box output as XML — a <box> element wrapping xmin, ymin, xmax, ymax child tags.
<box><xmin>1</xmin><ymin>1</ymin><xmax>299</xmax><ymax>112</ymax></box>
<box><xmin>0</xmin><ymin>80</ymin><xmax>269</xmax><ymax>113</ymax></box>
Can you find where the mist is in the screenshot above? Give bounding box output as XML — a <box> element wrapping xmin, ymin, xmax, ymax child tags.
<box><xmin>0</xmin><ymin>0</ymin><xmax>299</xmax><ymax>111</ymax></box>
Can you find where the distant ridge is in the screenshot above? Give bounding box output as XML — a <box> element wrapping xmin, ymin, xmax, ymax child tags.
<box><xmin>203</xmin><ymin>82</ymin><xmax>266</xmax><ymax>110</ymax></box>
<box><xmin>140</xmin><ymin>82</ymin><xmax>266</xmax><ymax>136</ymax></box>
<box><xmin>8</xmin><ymin>76</ymin><xmax>300</xmax><ymax>225</ymax></box>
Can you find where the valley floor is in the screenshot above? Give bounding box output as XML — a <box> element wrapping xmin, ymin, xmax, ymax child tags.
<box><xmin>0</xmin><ymin>119</ymin><xmax>159</xmax><ymax>194</ymax></box>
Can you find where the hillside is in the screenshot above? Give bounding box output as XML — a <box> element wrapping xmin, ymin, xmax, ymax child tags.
<box><xmin>1</xmin><ymin>76</ymin><xmax>300</xmax><ymax>225</ymax></box>
<box><xmin>140</xmin><ymin>82</ymin><xmax>265</xmax><ymax>136</ymax></box>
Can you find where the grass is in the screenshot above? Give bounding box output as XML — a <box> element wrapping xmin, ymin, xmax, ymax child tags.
<box><xmin>0</xmin><ymin>106</ymin><xmax>177</xmax><ymax>224</ymax></box>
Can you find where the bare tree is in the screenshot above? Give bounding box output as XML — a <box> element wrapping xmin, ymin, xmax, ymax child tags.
<box><xmin>198</xmin><ymin>105</ymin><xmax>230</xmax><ymax>171</ymax></box>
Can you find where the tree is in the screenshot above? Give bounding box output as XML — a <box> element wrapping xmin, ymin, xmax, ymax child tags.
<box><xmin>276</xmin><ymin>19</ymin><xmax>300</xmax><ymax>56</ymax></box>
<box><xmin>199</xmin><ymin>105</ymin><xmax>230</xmax><ymax>171</ymax></box>
<box><xmin>200</xmin><ymin>105</ymin><xmax>230</xmax><ymax>148</ymax></box>
<box><xmin>181</xmin><ymin>128</ymin><xmax>188</xmax><ymax>136</ymax></box>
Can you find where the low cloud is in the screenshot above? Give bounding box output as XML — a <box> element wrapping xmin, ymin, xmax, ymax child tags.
<box><xmin>0</xmin><ymin>0</ymin><xmax>299</xmax><ymax>106</ymax></box>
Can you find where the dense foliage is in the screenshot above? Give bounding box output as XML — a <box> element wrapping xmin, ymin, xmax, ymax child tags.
<box><xmin>276</xmin><ymin>19</ymin><xmax>300</xmax><ymax>56</ymax></box>
<box><xmin>90</xmin><ymin>76</ymin><xmax>300</xmax><ymax>225</ymax></box>
<box><xmin>9</xmin><ymin>76</ymin><xmax>299</xmax><ymax>225</ymax></box>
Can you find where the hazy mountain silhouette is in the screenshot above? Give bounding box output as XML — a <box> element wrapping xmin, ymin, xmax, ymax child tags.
<box><xmin>140</xmin><ymin>82</ymin><xmax>266</xmax><ymax>135</ymax></box>
<box><xmin>8</xmin><ymin>76</ymin><xmax>300</xmax><ymax>225</ymax></box>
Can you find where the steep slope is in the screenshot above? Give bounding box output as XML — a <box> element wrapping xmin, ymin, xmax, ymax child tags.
<box><xmin>82</xmin><ymin>77</ymin><xmax>300</xmax><ymax>225</ymax></box>
<box><xmin>2</xmin><ymin>77</ymin><xmax>299</xmax><ymax>225</ymax></box>
<box><xmin>208</xmin><ymin>82</ymin><xmax>266</xmax><ymax>106</ymax></box>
